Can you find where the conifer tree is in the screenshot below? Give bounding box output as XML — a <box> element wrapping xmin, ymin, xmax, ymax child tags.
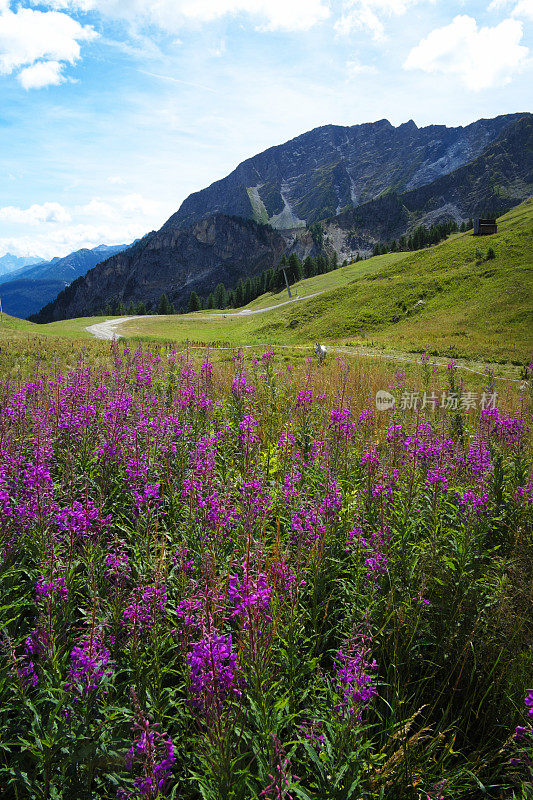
<box><xmin>213</xmin><ymin>283</ymin><xmax>227</xmax><ymax>309</ymax></box>
<box><xmin>158</xmin><ymin>293</ymin><xmax>172</xmax><ymax>315</ymax></box>
<box><xmin>187</xmin><ymin>291</ymin><xmax>201</xmax><ymax>313</ymax></box>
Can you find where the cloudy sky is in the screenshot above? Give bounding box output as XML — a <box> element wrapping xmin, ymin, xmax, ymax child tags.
<box><xmin>0</xmin><ymin>0</ymin><xmax>531</xmax><ymax>259</ymax></box>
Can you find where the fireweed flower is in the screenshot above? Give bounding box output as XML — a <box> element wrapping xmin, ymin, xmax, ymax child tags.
<box><xmin>260</xmin><ymin>734</ymin><xmax>296</xmax><ymax>800</ymax></box>
<box><xmin>332</xmin><ymin>630</ymin><xmax>378</xmax><ymax>721</ymax></box>
<box><xmin>447</xmin><ymin>359</ymin><xmax>458</xmax><ymax>375</ymax></box>
<box><xmin>186</xmin><ymin>631</ymin><xmax>241</xmax><ymax>711</ymax></box>
<box><xmin>425</xmin><ymin>467</ymin><xmax>449</xmax><ymax>494</ymax></box>
<box><xmin>290</xmin><ymin>506</ymin><xmax>325</xmax><ymax>547</ymax></box>
<box><xmin>277</xmin><ymin>430</ymin><xmax>296</xmax><ymax>453</ymax></box>
<box><xmin>346</xmin><ymin>526</ymin><xmax>388</xmax><ymax>583</ymax></box>
<box><xmin>358</xmin><ymin>408</ymin><xmax>375</xmax><ymax>427</ymax></box>
<box><xmin>296</xmin><ymin>388</ymin><xmax>312</xmax><ymax>409</ymax></box>
<box><xmin>119</xmin><ymin>692</ymin><xmax>176</xmax><ymax>800</ymax></box>
<box><xmin>241</xmin><ymin>479</ymin><xmax>272</xmax><ymax>517</ymax></box>
<box><xmin>526</xmin><ymin>691</ymin><xmax>533</xmax><ymax>719</ymax></box>
<box><xmin>172</xmin><ymin>545</ymin><xmax>195</xmax><ymax>575</ymax></box>
<box><xmin>228</xmin><ymin>567</ymin><xmax>272</xmax><ymax>622</ymax></box>
<box><xmin>104</xmin><ymin>548</ymin><xmax>132</xmax><ymax>586</ymax></box>
<box><xmin>330</xmin><ymin>407</ymin><xmax>356</xmax><ymax>438</ymax></box>
<box><xmin>2</xmin><ymin>638</ymin><xmax>38</xmax><ymax>689</ymax></box>
<box><xmin>55</xmin><ymin>501</ymin><xmax>111</xmax><ymax>544</ymax></box>
<box><xmin>261</xmin><ymin>349</ymin><xmax>275</xmax><ymax>364</ymax></box>
<box><xmin>231</xmin><ymin>373</ymin><xmax>255</xmax><ymax>398</ymax></box>
<box><xmin>65</xmin><ymin>631</ymin><xmax>113</xmax><ymax>700</ymax></box>
<box><xmin>239</xmin><ymin>414</ymin><xmax>260</xmax><ymax>446</ymax></box>
<box><xmin>360</xmin><ymin>449</ymin><xmax>379</xmax><ymax>469</ymax></box>
<box><xmin>459</xmin><ymin>489</ymin><xmax>489</xmax><ymax>514</ymax></box>
<box><xmin>386</xmin><ymin>423</ymin><xmax>404</xmax><ymax>442</ymax></box>
<box><xmin>510</xmin><ymin>692</ymin><xmax>533</xmax><ymax>769</ymax></box>
<box><xmin>123</xmin><ymin>585</ymin><xmax>167</xmax><ymax>636</ymax></box>
<box><xmin>36</xmin><ymin>574</ymin><xmax>68</xmax><ymax>604</ymax></box>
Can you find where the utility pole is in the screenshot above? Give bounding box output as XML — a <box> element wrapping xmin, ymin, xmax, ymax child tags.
<box><xmin>0</xmin><ymin>295</ymin><xmax>3</xmax><ymax>323</ymax></box>
<box><xmin>282</xmin><ymin>269</ymin><xmax>292</xmax><ymax>299</ymax></box>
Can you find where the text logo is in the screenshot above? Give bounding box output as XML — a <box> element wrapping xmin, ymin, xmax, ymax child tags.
<box><xmin>376</xmin><ymin>390</ymin><xmax>396</xmax><ymax>411</ymax></box>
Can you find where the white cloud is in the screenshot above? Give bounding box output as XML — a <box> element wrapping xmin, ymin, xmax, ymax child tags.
<box><xmin>512</xmin><ymin>0</ymin><xmax>533</xmax><ymax>21</ymax></box>
<box><xmin>346</xmin><ymin>58</ymin><xmax>377</xmax><ymax>75</ymax></box>
<box><xmin>489</xmin><ymin>0</ymin><xmax>533</xmax><ymax>17</ymax></box>
<box><xmin>335</xmin><ymin>0</ymin><xmax>428</xmax><ymax>42</ymax></box>
<box><xmin>18</xmin><ymin>60</ymin><xmax>66</xmax><ymax>89</ymax></box>
<box><xmin>0</xmin><ymin>202</ymin><xmax>72</xmax><ymax>224</ymax></box>
<box><xmin>0</xmin><ymin>3</ymin><xmax>97</xmax><ymax>88</ymax></box>
<box><xmin>0</xmin><ymin>194</ymin><xmax>171</xmax><ymax>259</ymax></box>
<box><xmin>404</xmin><ymin>15</ymin><xmax>528</xmax><ymax>90</ymax></box>
<box><xmin>30</xmin><ymin>0</ymin><xmax>330</xmax><ymax>33</ymax></box>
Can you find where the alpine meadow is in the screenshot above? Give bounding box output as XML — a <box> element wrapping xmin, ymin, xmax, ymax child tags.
<box><xmin>0</xmin><ymin>2</ymin><xmax>532</xmax><ymax>799</ymax></box>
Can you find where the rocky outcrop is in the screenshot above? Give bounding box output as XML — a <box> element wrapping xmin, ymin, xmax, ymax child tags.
<box><xmin>33</xmin><ymin>215</ymin><xmax>316</xmax><ymax>322</ymax></box>
<box><xmin>323</xmin><ymin>114</ymin><xmax>533</xmax><ymax>257</ymax></box>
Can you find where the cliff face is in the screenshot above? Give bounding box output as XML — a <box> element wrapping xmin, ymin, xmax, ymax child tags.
<box><xmin>164</xmin><ymin>113</ymin><xmax>528</xmax><ymax>230</ymax></box>
<box><xmin>33</xmin><ymin>214</ymin><xmax>315</xmax><ymax>322</ymax></box>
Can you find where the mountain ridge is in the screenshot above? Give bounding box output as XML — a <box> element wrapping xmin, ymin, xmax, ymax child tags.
<box><xmin>31</xmin><ymin>112</ymin><xmax>533</xmax><ymax>323</ymax></box>
<box><xmin>165</xmin><ymin>112</ymin><xmax>529</xmax><ymax>231</ymax></box>
<box><xmin>0</xmin><ymin>253</ymin><xmax>43</xmax><ymax>278</ymax></box>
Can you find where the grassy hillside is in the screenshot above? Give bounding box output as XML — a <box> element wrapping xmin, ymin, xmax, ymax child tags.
<box><xmin>283</xmin><ymin>200</ymin><xmax>532</xmax><ymax>361</ymax></box>
<box><xmin>115</xmin><ymin>201</ymin><xmax>532</xmax><ymax>363</ymax></box>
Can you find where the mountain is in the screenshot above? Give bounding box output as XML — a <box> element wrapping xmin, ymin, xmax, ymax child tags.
<box><xmin>32</xmin><ymin>112</ymin><xmax>532</xmax><ymax>323</ymax></box>
<box><xmin>32</xmin><ymin>216</ymin><xmax>316</xmax><ymax>322</ymax></box>
<box><xmin>0</xmin><ymin>243</ymin><xmax>129</xmax><ymax>319</ymax></box>
<box><xmin>165</xmin><ymin>113</ymin><xmax>528</xmax><ymax>230</ymax></box>
<box><xmin>0</xmin><ymin>253</ymin><xmax>43</xmax><ymax>278</ymax></box>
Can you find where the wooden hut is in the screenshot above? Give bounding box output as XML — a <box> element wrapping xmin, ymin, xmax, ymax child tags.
<box><xmin>473</xmin><ymin>218</ymin><xmax>497</xmax><ymax>235</ymax></box>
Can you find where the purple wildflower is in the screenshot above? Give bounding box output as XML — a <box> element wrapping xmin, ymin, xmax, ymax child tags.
<box><xmin>186</xmin><ymin>631</ymin><xmax>241</xmax><ymax>711</ymax></box>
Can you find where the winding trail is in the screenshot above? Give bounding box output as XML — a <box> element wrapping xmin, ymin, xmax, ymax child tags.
<box><xmin>85</xmin><ymin>316</ymin><xmax>156</xmax><ymax>340</ymax></box>
<box><xmin>85</xmin><ymin>292</ymin><xmax>324</xmax><ymax>341</ymax></box>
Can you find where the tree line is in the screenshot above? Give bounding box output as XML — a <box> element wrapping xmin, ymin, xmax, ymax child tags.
<box><xmin>371</xmin><ymin>218</ymin><xmax>470</xmax><ymax>256</ymax></box>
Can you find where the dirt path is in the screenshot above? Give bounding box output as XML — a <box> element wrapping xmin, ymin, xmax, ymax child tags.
<box><xmin>234</xmin><ymin>291</ymin><xmax>323</xmax><ymax>315</ymax></box>
<box><xmin>84</xmin><ymin>293</ymin><xmax>323</xmax><ymax>340</ymax></box>
<box><xmin>85</xmin><ymin>316</ymin><xmax>156</xmax><ymax>340</ymax></box>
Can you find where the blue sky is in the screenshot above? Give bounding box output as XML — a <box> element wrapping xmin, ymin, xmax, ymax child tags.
<box><xmin>0</xmin><ymin>0</ymin><xmax>531</xmax><ymax>258</ymax></box>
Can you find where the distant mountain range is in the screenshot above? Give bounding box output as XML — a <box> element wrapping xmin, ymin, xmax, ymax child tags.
<box><xmin>0</xmin><ymin>243</ymin><xmax>129</xmax><ymax>319</ymax></box>
<box><xmin>0</xmin><ymin>253</ymin><xmax>43</xmax><ymax>278</ymax></box>
<box><xmin>30</xmin><ymin>111</ymin><xmax>533</xmax><ymax>323</ymax></box>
